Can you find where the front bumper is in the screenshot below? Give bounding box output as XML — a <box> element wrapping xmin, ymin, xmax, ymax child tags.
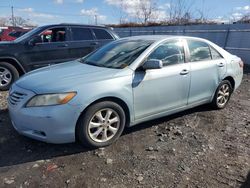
<box><xmin>8</xmin><ymin>84</ymin><xmax>81</xmax><ymax>144</ymax></box>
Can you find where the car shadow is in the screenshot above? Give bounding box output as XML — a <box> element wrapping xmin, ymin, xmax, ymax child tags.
<box><xmin>0</xmin><ymin>104</ymin><xmax>213</xmax><ymax>168</ymax></box>
<box><xmin>123</xmin><ymin>104</ymin><xmax>213</xmax><ymax>135</ymax></box>
<box><xmin>240</xmin><ymin>171</ymin><xmax>250</xmax><ymax>188</ymax></box>
<box><xmin>244</xmin><ymin>65</ymin><xmax>250</xmax><ymax>74</ymax></box>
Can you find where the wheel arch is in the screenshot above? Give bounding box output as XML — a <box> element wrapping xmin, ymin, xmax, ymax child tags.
<box><xmin>75</xmin><ymin>96</ymin><xmax>131</xmax><ymax>141</ymax></box>
<box><xmin>223</xmin><ymin>76</ymin><xmax>235</xmax><ymax>91</ymax></box>
<box><xmin>210</xmin><ymin>75</ymin><xmax>236</xmax><ymax>102</ymax></box>
<box><xmin>0</xmin><ymin>57</ymin><xmax>26</xmax><ymax>76</ymax></box>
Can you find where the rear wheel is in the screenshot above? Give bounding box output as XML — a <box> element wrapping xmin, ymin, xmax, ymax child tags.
<box><xmin>0</xmin><ymin>62</ymin><xmax>19</xmax><ymax>91</ymax></box>
<box><xmin>76</xmin><ymin>101</ymin><xmax>126</xmax><ymax>148</ymax></box>
<box><xmin>212</xmin><ymin>80</ymin><xmax>233</xmax><ymax>109</ymax></box>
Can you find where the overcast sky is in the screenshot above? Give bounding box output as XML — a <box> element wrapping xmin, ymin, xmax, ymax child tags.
<box><xmin>0</xmin><ymin>0</ymin><xmax>250</xmax><ymax>25</ymax></box>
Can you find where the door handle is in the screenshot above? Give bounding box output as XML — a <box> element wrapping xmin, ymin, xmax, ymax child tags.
<box><xmin>180</xmin><ymin>69</ymin><xmax>189</xmax><ymax>75</ymax></box>
<box><xmin>218</xmin><ymin>62</ymin><xmax>224</xmax><ymax>67</ymax></box>
<box><xmin>90</xmin><ymin>42</ymin><xmax>99</xmax><ymax>45</ymax></box>
<box><xmin>57</xmin><ymin>43</ymin><xmax>68</xmax><ymax>47</ymax></box>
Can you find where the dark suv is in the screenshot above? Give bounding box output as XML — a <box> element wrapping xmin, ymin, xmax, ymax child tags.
<box><xmin>0</xmin><ymin>24</ymin><xmax>119</xmax><ymax>90</ymax></box>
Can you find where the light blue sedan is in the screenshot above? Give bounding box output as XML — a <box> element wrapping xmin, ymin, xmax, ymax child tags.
<box><xmin>8</xmin><ymin>36</ymin><xmax>243</xmax><ymax>148</ymax></box>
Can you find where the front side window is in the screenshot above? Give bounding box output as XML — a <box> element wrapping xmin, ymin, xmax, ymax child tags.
<box><xmin>188</xmin><ymin>40</ymin><xmax>212</xmax><ymax>62</ymax></box>
<box><xmin>36</xmin><ymin>27</ymin><xmax>66</xmax><ymax>43</ymax></box>
<box><xmin>81</xmin><ymin>40</ymin><xmax>153</xmax><ymax>69</ymax></box>
<box><xmin>93</xmin><ymin>29</ymin><xmax>113</xmax><ymax>40</ymax></box>
<box><xmin>148</xmin><ymin>40</ymin><xmax>185</xmax><ymax>66</ymax></box>
<box><xmin>71</xmin><ymin>27</ymin><xmax>93</xmax><ymax>41</ymax></box>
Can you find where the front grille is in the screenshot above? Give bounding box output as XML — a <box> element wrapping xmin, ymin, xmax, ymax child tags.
<box><xmin>9</xmin><ymin>92</ymin><xmax>27</xmax><ymax>106</ymax></box>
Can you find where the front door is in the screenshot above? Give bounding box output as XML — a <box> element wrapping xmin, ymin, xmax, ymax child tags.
<box><xmin>22</xmin><ymin>27</ymin><xmax>71</xmax><ymax>70</ymax></box>
<box><xmin>133</xmin><ymin>39</ymin><xmax>190</xmax><ymax>120</ymax></box>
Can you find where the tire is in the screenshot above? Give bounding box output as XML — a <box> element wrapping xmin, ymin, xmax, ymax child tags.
<box><xmin>212</xmin><ymin>80</ymin><xmax>233</xmax><ymax>109</ymax></box>
<box><xmin>76</xmin><ymin>101</ymin><xmax>126</xmax><ymax>148</ymax></box>
<box><xmin>0</xmin><ymin>62</ymin><xmax>19</xmax><ymax>91</ymax></box>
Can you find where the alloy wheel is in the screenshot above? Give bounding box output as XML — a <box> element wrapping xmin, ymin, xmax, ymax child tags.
<box><xmin>0</xmin><ymin>66</ymin><xmax>12</xmax><ymax>87</ymax></box>
<box><xmin>217</xmin><ymin>83</ymin><xmax>230</xmax><ymax>107</ymax></box>
<box><xmin>88</xmin><ymin>108</ymin><xmax>120</xmax><ymax>143</ymax></box>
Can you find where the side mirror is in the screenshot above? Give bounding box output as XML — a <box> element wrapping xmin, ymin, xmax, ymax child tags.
<box><xmin>28</xmin><ymin>36</ymin><xmax>41</xmax><ymax>46</ymax></box>
<box><xmin>142</xmin><ymin>59</ymin><xmax>163</xmax><ymax>70</ymax></box>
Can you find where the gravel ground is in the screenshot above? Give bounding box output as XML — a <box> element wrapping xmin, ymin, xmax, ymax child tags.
<box><xmin>0</xmin><ymin>74</ymin><xmax>249</xmax><ymax>188</ymax></box>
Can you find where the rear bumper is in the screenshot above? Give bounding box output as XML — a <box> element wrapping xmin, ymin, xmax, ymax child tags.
<box><xmin>234</xmin><ymin>68</ymin><xmax>243</xmax><ymax>91</ymax></box>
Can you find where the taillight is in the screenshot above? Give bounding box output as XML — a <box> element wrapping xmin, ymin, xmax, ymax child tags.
<box><xmin>239</xmin><ymin>60</ymin><xmax>244</xmax><ymax>68</ymax></box>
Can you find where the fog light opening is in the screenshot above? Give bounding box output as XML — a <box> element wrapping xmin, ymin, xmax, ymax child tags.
<box><xmin>33</xmin><ymin>130</ymin><xmax>46</xmax><ymax>137</ymax></box>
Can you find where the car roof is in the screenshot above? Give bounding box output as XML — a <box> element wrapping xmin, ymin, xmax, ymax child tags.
<box><xmin>121</xmin><ymin>35</ymin><xmax>209</xmax><ymax>43</ymax></box>
<box><xmin>39</xmin><ymin>23</ymin><xmax>110</xmax><ymax>29</ymax></box>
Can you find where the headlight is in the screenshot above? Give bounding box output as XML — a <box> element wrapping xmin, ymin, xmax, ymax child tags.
<box><xmin>26</xmin><ymin>92</ymin><xmax>76</xmax><ymax>107</ymax></box>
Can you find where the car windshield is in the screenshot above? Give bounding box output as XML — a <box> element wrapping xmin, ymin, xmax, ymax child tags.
<box><xmin>81</xmin><ymin>40</ymin><xmax>153</xmax><ymax>69</ymax></box>
<box><xmin>14</xmin><ymin>27</ymin><xmax>42</xmax><ymax>42</ymax></box>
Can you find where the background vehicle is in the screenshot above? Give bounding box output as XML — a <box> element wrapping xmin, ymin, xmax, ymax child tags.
<box><xmin>0</xmin><ymin>26</ymin><xmax>30</xmax><ymax>41</ymax></box>
<box><xmin>8</xmin><ymin>36</ymin><xmax>243</xmax><ymax>148</ymax></box>
<box><xmin>0</xmin><ymin>23</ymin><xmax>119</xmax><ymax>90</ymax></box>
<box><xmin>8</xmin><ymin>30</ymin><xmax>30</xmax><ymax>39</ymax></box>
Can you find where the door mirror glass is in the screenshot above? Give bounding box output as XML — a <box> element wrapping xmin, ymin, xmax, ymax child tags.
<box><xmin>143</xmin><ymin>59</ymin><xmax>163</xmax><ymax>70</ymax></box>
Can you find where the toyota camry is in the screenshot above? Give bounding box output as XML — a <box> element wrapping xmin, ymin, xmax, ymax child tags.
<box><xmin>8</xmin><ymin>36</ymin><xmax>243</xmax><ymax>148</ymax></box>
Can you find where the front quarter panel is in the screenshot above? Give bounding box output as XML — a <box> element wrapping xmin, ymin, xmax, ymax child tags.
<box><xmin>68</xmin><ymin>68</ymin><xmax>135</xmax><ymax>123</ymax></box>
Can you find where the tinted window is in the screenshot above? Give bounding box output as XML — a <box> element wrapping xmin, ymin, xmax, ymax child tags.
<box><xmin>188</xmin><ymin>40</ymin><xmax>212</xmax><ymax>62</ymax></box>
<box><xmin>210</xmin><ymin>46</ymin><xmax>223</xmax><ymax>59</ymax></box>
<box><xmin>93</xmin><ymin>29</ymin><xmax>113</xmax><ymax>40</ymax></box>
<box><xmin>9</xmin><ymin>31</ymin><xmax>22</xmax><ymax>38</ymax></box>
<box><xmin>148</xmin><ymin>40</ymin><xmax>185</xmax><ymax>66</ymax></box>
<box><xmin>71</xmin><ymin>27</ymin><xmax>93</xmax><ymax>41</ymax></box>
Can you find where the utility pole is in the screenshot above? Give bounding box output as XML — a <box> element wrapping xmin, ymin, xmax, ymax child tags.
<box><xmin>94</xmin><ymin>15</ymin><xmax>97</xmax><ymax>25</ymax></box>
<box><xmin>11</xmin><ymin>6</ymin><xmax>15</xmax><ymax>27</ymax></box>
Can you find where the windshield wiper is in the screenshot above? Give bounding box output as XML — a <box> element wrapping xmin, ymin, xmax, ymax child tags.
<box><xmin>84</xmin><ymin>61</ymin><xmax>108</xmax><ymax>68</ymax></box>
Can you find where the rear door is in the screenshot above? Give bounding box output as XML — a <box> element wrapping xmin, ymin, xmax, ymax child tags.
<box><xmin>186</xmin><ymin>39</ymin><xmax>224</xmax><ymax>104</ymax></box>
<box><xmin>68</xmin><ymin>26</ymin><xmax>96</xmax><ymax>59</ymax></box>
<box><xmin>92</xmin><ymin>28</ymin><xmax>115</xmax><ymax>48</ymax></box>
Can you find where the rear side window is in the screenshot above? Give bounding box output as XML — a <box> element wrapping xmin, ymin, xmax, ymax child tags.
<box><xmin>188</xmin><ymin>40</ymin><xmax>212</xmax><ymax>62</ymax></box>
<box><xmin>93</xmin><ymin>29</ymin><xmax>113</xmax><ymax>40</ymax></box>
<box><xmin>71</xmin><ymin>27</ymin><xmax>94</xmax><ymax>41</ymax></box>
<box><xmin>210</xmin><ymin>46</ymin><xmax>223</xmax><ymax>60</ymax></box>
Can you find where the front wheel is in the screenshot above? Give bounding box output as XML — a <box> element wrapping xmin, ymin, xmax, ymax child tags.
<box><xmin>212</xmin><ymin>80</ymin><xmax>233</xmax><ymax>109</ymax></box>
<box><xmin>0</xmin><ymin>62</ymin><xmax>19</xmax><ymax>91</ymax></box>
<box><xmin>76</xmin><ymin>101</ymin><xmax>126</xmax><ymax>148</ymax></box>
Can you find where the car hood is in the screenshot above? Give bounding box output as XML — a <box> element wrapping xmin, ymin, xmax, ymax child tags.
<box><xmin>15</xmin><ymin>61</ymin><xmax>121</xmax><ymax>93</ymax></box>
<box><xmin>0</xmin><ymin>41</ymin><xmax>16</xmax><ymax>48</ymax></box>
<box><xmin>0</xmin><ymin>41</ymin><xmax>14</xmax><ymax>44</ymax></box>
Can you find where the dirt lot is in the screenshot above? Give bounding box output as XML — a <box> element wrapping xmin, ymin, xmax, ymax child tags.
<box><xmin>0</xmin><ymin>74</ymin><xmax>249</xmax><ymax>188</ymax></box>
